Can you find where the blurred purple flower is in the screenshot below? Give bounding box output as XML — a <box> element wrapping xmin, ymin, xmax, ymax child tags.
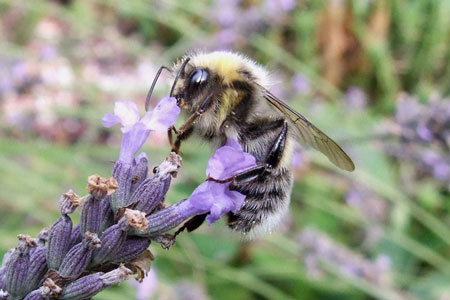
<box><xmin>40</xmin><ymin>45</ymin><xmax>58</xmax><ymax>61</ymax></box>
<box><xmin>264</xmin><ymin>0</ymin><xmax>296</xmax><ymax>20</ymax></box>
<box><xmin>216</xmin><ymin>29</ymin><xmax>240</xmax><ymax>50</ymax></box>
<box><xmin>213</xmin><ymin>0</ymin><xmax>240</xmax><ymax>27</ymax></box>
<box><xmin>291</xmin><ymin>74</ymin><xmax>311</xmax><ymax>95</ymax></box>
<box><xmin>395</xmin><ymin>93</ymin><xmax>422</xmax><ymax>125</ymax></box>
<box><xmin>11</xmin><ymin>62</ymin><xmax>28</xmax><ymax>81</ymax></box>
<box><xmin>187</xmin><ymin>138</ymin><xmax>257</xmax><ymax>225</ymax></box>
<box><xmin>291</xmin><ymin>150</ymin><xmax>305</xmax><ymax>168</ymax></box>
<box><xmin>416</xmin><ymin>122</ymin><xmax>433</xmax><ymax>142</ymax></box>
<box><xmin>345</xmin><ymin>87</ymin><xmax>367</xmax><ymax>110</ymax></box>
<box><xmin>433</xmin><ymin>163</ymin><xmax>450</xmax><ymax>182</ymax></box>
<box><xmin>102</xmin><ymin>96</ymin><xmax>180</xmax><ymax>164</ymax></box>
<box><xmin>265</xmin><ymin>0</ymin><xmax>296</xmax><ymax>13</ymax></box>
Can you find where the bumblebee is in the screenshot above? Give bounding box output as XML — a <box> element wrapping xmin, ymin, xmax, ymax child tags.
<box><xmin>146</xmin><ymin>51</ymin><xmax>355</xmax><ymax>238</ymax></box>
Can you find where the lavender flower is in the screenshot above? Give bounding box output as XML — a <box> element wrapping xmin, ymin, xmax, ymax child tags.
<box><xmin>299</xmin><ymin>228</ymin><xmax>392</xmax><ymax>286</ymax></box>
<box><xmin>0</xmin><ymin>95</ymin><xmax>258</xmax><ymax>299</ymax></box>
<box><xmin>103</xmin><ymin>97</ymin><xmax>180</xmax><ymax>211</ymax></box>
<box><xmin>189</xmin><ymin>138</ymin><xmax>256</xmax><ymax>225</ymax></box>
<box><xmin>345</xmin><ymin>87</ymin><xmax>367</xmax><ymax>111</ymax></box>
<box><xmin>102</xmin><ymin>97</ymin><xmax>180</xmax><ymax>165</ymax></box>
<box><xmin>387</xmin><ymin>93</ymin><xmax>450</xmax><ymax>187</ymax></box>
<box><xmin>291</xmin><ymin>74</ymin><xmax>311</xmax><ymax>96</ymax></box>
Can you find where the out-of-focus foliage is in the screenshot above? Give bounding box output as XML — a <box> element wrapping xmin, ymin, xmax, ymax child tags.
<box><xmin>1</xmin><ymin>1</ymin><xmax>450</xmax><ymax>299</ymax></box>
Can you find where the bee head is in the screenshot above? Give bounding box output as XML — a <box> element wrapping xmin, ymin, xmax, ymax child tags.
<box><xmin>171</xmin><ymin>64</ymin><xmax>214</xmax><ymax>112</ymax></box>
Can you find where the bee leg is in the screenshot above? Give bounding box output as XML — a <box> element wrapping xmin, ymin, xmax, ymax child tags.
<box><xmin>264</xmin><ymin>121</ymin><xmax>288</xmax><ymax>170</ymax></box>
<box><xmin>172</xmin><ymin>213</ymin><xmax>208</xmax><ymax>237</ymax></box>
<box><xmin>208</xmin><ymin>122</ymin><xmax>288</xmax><ymax>185</ymax></box>
<box><xmin>172</xmin><ymin>126</ymin><xmax>194</xmax><ymax>153</ymax></box>
<box><xmin>172</xmin><ymin>91</ymin><xmax>216</xmax><ymax>153</ymax></box>
<box><xmin>168</xmin><ymin>126</ymin><xmax>180</xmax><ymax>151</ymax></box>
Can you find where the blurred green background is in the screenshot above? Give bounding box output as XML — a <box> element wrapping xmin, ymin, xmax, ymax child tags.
<box><xmin>1</xmin><ymin>0</ymin><xmax>450</xmax><ymax>299</ymax></box>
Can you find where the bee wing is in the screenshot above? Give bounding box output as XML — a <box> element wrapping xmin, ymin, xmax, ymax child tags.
<box><xmin>262</xmin><ymin>89</ymin><xmax>355</xmax><ymax>172</ymax></box>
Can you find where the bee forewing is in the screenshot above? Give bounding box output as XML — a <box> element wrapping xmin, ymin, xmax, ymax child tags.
<box><xmin>262</xmin><ymin>90</ymin><xmax>355</xmax><ymax>172</ymax></box>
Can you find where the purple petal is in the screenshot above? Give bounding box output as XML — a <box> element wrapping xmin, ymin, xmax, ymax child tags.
<box><xmin>102</xmin><ymin>113</ymin><xmax>121</xmax><ymax>128</ymax></box>
<box><xmin>141</xmin><ymin>96</ymin><xmax>180</xmax><ymax>131</ymax></box>
<box><xmin>119</xmin><ymin>122</ymin><xmax>151</xmax><ymax>164</ymax></box>
<box><xmin>188</xmin><ymin>181</ymin><xmax>245</xmax><ymax>225</ymax></box>
<box><xmin>114</xmin><ymin>100</ymin><xmax>140</xmax><ymax>130</ymax></box>
<box><xmin>207</xmin><ymin>138</ymin><xmax>257</xmax><ymax>179</ymax></box>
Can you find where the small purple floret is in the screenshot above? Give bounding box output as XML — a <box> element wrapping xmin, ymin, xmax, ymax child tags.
<box><xmin>206</xmin><ymin>138</ymin><xmax>256</xmax><ymax>180</ymax></box>
<box><xmin>188</xmin><ymin>138</ymin><xmax>256</xmax><ymax>225</ymax></box>
<box><xmin>102</xmin><ymin>96</ymin><xmax>180</xmax><ymax>164</ymax></box>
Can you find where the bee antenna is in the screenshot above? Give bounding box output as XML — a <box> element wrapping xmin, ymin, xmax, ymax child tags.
<box><xmin>169</xmin><ymin>57</ymin><xmax>190</xmax><ymax>98</ymax></box>
<box><xmin>145</xmin><ymin>66</ymin><xmax>171</xmax><ymax>111</ymax></box>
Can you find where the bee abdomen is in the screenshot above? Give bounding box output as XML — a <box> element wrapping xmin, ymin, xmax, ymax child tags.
<box><xmin>227</xmin><ymin>168</ymin><xmax>292</xmax><ymax>236</ymax></box>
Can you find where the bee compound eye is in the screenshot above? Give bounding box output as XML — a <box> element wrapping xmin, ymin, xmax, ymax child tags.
<box><xmin>190</xmin><ymin>69</ymin><xmax>208</xmax><ymax>85</ymax></box>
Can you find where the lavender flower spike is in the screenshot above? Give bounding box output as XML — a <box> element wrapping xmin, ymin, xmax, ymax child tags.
<box><xmin>134</xmin><ymin>138</ymin><xmax>257</xmax><ymax>236</ymax></box>
<box><xmin>104</xmin><ymin>96</ymin><xmax>180</xmax><ymax>210</ymax></box>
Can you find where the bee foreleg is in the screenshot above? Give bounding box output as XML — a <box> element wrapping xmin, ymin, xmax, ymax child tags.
<box><xmin>172</xmin><ymin>91</ymin><xmax>216</xmax><ymax>153</ymax></box>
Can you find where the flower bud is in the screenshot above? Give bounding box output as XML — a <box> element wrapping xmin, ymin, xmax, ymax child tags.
<box><xmin>24</xmin><ymin>246</ymin><xmax>47</xmax><ymax>295</ymax></box>
<box><xmin>99</xmin><ymin>197</ymin><xmax>114</xmax><ymax>235</ymax></box>
<box><xmin>58</xmin><ymin>273</ymin><xmax>103</xmax><ymax>300</ymax></box>
<box><xmin>0</xmin><ymin>249</ymin><xmax>13</xmax><ymax>291</ymax></box>
<box><xmin>58</xmin><ymin>232</ymin><xmax>101</xmax><ymax>278</ymax></box>
<box><xmin>5</xmin><ymin>235</ymin><xmax>37</xmax><ymax>299</ymax></box>
<box><xmin>60</xmin><ymin>190</ymin><xmax>80</xmax><ymax>215</ymax></box>
<box><xmin>46</xmin><ymin>191</ymin><xmax>79</xmax><ymax>270</ymax></box>
<box><xmin>68</xmin><ymin>224</ymin><xmax>82</xmax><ymax>249</ymax></box>
<box><xmin>110</xmin><ymin>236</ymin><xmax>151</xmax><ymax>264</ymax></box>
<box><xmin>130</xmin><ymin>153</ymin><xmax>149</xmax><ymax>194</ymax></box>
<box><xmin>80</xmin><ymin>195</ymin><xmax>102</xmax><ymax>235</ymax></box>
<box><xmin>23</xmin><ymin>289</ymin><xmax>45</xmax><ymax>300</ymax></box>
<box><xmin>129</xmin><ymin>176</ymin><xmax>164</xmax><ymax>214</ymax></box>
<box><xmin>129</xmin><ymin>153</ymin><xmax>181</xmax><ymax>214</ymax></box>
<box><xmin>155</xmin><ymin>152</ymin><xmax>182</xmax><ymax>197</ymax></box>
<box><xmin>47</xmin><ymin>214</ymin><xmax>73</xmax><ymax>270</ymax></box>
<box><xmin>91</xmin><ymin>209</ymin><xmax>147</xmax><ymax>266</ymax></box>
<box><xmin>35</xmin><ymin>227</ymin><xmax>49</xmax><ymax>248</ymax></box>
<box><xmin>58</xmin><ymin>265</ymin><xmax>132</xmax><ymax>300</ymax></box>
<box><xmin>111</xmin><ymin>162</ymin><xmax>134</xmax><ymax>210</ymax></box>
